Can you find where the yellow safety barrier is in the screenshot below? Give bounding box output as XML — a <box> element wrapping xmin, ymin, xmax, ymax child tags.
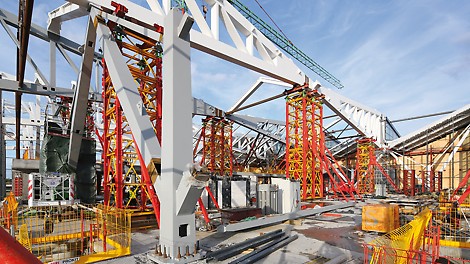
<box><xmin>0</xmin><ymin>204</ymin><xmax>131</xmax><ymax>264</ymax></box>
<box><xmin>369</xmin><ymin>208</ymin><xmax>432</xmax><ymax>264</ymax></box>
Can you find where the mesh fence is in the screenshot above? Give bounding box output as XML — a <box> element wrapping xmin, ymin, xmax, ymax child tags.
<box><xmin>434</xmin><ymin>201</ymin><xmax>470</xmax><ymax>248</ymax></box>
<box><xmin>368</xmin><ymin>208</ymin><xmax>432</xmax><ymax>264</ymax></box>
<box><xmin>1</xmin><ymin>204</ymin><xmax>131</xmax><ymax>263</ymax></box>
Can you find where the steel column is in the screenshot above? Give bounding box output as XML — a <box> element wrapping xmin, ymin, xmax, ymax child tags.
<box><xmin>156</xmin><ymin>9</ymin><xmax>203</xmax><ymax>260</ymax></box>
<box><xmin>68</xmin><ymin>15</ymin><xmax>96</xmax><ymax>168</ymax></box>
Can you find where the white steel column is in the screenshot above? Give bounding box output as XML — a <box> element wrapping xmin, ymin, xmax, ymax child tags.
<box><xmin>156</xmin><ymin>9</ymin><xmax>203</xmax><ymax>261</ymax></box>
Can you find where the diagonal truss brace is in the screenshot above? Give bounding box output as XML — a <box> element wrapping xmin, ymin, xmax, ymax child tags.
<box><xmin>96</xmin><ymin>19</ymin><xmax>162</xmax><ymax>185</ymax></box>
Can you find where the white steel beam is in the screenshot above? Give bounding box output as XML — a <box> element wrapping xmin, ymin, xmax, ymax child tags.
<box><xmin>68</xmin><ymin>0</ymin><xmax>164</xmax><ymax>26</ymax></box>
<box><xmin>186</xmin><ymin>0</ymin><xmax>305</xmax><ymax>85</ymax></box>
<box><xmin>0</xmin><ymin>19</ymin><xmax>50</xmax><ymax>86</ymax></box>
<box><xmin>228</xmin><ymin>77</ymin><xmax>291</xmax><ymax>113</ymax></box>
<box><xmin>48</xmin><ymin>2</ymin><xmax>87</xmax><ymax>29</ymax></box>
<box><xmin>318</xmin><ymin>86</ymin><xmax>386</xmax><ymax>147</ymax></box>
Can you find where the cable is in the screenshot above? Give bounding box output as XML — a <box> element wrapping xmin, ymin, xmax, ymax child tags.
<box><xmin>253</xmin><ymin>0</ymin><xmax>291</xmax><ymax>43</ymax></box>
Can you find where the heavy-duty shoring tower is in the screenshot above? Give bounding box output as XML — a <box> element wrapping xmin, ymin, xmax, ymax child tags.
<box><xmin>101</xmin><ymin>3</ymin><xmax>162</xmax><ymax>224</ymax></box>
<box><xmin>355</xmin><ymin>138</ymin><xmax>375</xmax><ymax>194</ymax></box>
<box><xmin>286</xmin><ymin>90</ymin><xmax>324</xmax><ymax>199</ymax></box>
<box><xmin>355</xmin><ymin>138</ymin><xmax>399</xmax><ymax>194</ymax></box>
<box><xmin>286</xmin><ymin>90</ymin><xmax>356</xmax><ymax>200</ymax></box>
<box><xmin>195</xmin><ymin>117</ymin><xmax>229</xmax><ymax>225</ymax></box>
<box><xmin>200</xmin><ymin>117</ymin><xmax>233</xmax><ymax>176</ymax></box>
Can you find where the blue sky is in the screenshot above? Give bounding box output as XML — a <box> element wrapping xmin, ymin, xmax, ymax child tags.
<box><xmin>189</xmin><ymin>0</ymin><xmax>470</xmax><ymax>136</ymax></box>
<box><xmin>1</xmin><ymin>0</ymin><xmax>470</xmax><ymax>142</ymax></box>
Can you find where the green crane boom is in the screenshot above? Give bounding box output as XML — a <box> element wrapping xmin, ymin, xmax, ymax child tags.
<box><xmin>228</xmin><ymin>0</ymin><xmax>344</xmax><ymax>89</ymax></box>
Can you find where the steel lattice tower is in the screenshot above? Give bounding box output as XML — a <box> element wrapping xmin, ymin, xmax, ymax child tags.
<box><xmin>355</xmin><ymin>138</ymin><xmax>376</xmax><ymax>194</ymax></box>
<box><xmin>200</xmin><ymin>117</ymin><xmax>233</xmax><ymax>176</ymax></box>
<box><xmin>286</xmin><ymin>91</ymin><xmax>324</xmax><ymax>199</ymax></box>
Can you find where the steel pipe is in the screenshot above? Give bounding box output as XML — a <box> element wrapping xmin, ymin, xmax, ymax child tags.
<box><xmin>206</xmin><ymin>229</ymin><xmax>283</xmax><ymax>261</ymax></box>
<box><xmin>234</xmin><ymin>234</ymin><xmax>298</xmax><ymax>264</ymax></box>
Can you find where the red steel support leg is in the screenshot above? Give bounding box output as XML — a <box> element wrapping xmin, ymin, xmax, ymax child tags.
<box><xmin>430</xmin><ymin>170</ymin><xmax>435</xmax><ymax>193</ymax></box>
<box><xmin>421</xmin><ymin>171</ymin><xmax>426</xmax><ymax>194</ymax></box>
<box><xmin>133</xmin><ymin>134</ymin><xmax>161</xmax><ymax>227</ymax></box>
<box><xmin>411</xmin><ymin>170</ymin><xmax>416</xmax><ymax>196</ymax></box>
<box><xmin>198</xmin><ymin>198</ymin><xmax>210</xmax><ymax>224</ymax></box>
<box><xmin>403</xmin><ymin>170</ymin><xmax>409</xmax><ymax>195</ymax></box>
<box><xmin>206</xmin><ymin>186</ymin><xmax>220</xmax><ymax>210</ymax></box>
<box><xmin>102</xmin><ymin>61</ymin><xmax>110</xmax><ymax>206</ymax></box>
<box><xmin>315</xmin><ymin>95</ymin><xmax>325</xmax><ymax>198</ymax></box>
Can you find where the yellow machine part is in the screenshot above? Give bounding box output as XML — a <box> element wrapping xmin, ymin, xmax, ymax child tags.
<box><xmin>2</xmin><ymin>192</ymin><xmax>19</xmax><ymax>229</ymax></box>
<box><xmin>362</xmin><ymin>203</ymin><xmax>399</xmax><ymax>233</ymax></box>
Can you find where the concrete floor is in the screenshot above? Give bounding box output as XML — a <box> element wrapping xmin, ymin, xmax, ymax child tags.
<box><xmin>97</xmin><ymin>205</ymin><xmax>366</xmax><ymax>264</ymax></box>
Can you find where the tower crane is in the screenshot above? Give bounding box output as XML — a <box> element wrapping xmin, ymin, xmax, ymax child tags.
<box><xmin>228</xmin><ymin>0</ymin><xmax>344</xmax><ymax>89</ymax></box>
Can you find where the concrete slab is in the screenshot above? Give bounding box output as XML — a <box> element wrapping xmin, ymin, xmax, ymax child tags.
<box><xmin>96</xmin><ymin>214</ymin><xmax>364</xmax><ymax>264</ymax></box>
<box><xmin>12</xmin><ymin>158</ymin><xmax>40</xmax><ymax>173</ymax></box>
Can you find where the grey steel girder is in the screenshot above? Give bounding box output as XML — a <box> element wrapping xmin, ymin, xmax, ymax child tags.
<box><xmin>192</xmin><ymin>97</ymin><xmax>225</xmax><ymax>117</ymax></box>
<box><xmin>218</xmin><ymin>202</ymin><xmax>355</xmax><ymax>232</ymax></box>
<box><xmin>67</xmin><ymin>15</ymin><xmax>97</xmax><ymax>168</ymax></box>
<box><xmin>0</xmin><ymin>78</ymin><xmax>76</xmax><ymax>98</ymax></box>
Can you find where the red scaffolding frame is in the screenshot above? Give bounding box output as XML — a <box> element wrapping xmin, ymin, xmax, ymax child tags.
<box><xmin>200</xmin><ymin>117</ymin><xmax>233</xmax><ymax>176</ymax></box>
<box><xmin>286</xmin><ymin>89</ymin><xmax>356</xmax><ymax>201</ymax></box>
<box><xmin>100</xmin><ymin>4</ymin><xmax>162</xmax><ymax>226</ymax></box>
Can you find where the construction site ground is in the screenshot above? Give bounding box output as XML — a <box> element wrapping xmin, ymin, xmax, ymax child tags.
<box><xmin>96</xmin><ymin>204</ymin><xmax>368</xmax><ymax>264</ymax></box>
